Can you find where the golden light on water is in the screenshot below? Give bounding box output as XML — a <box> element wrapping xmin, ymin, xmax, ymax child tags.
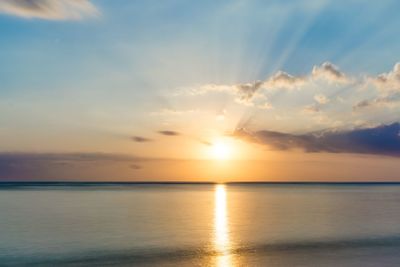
<box><xmin>214</xmin><ymin>184</ymin><xmax>235</xmax><ymax>267</ymax></box>
<box><xmin>215</xmin><ymin>184</ymin><xmax>229</xmax><ymax>249</ymax></box>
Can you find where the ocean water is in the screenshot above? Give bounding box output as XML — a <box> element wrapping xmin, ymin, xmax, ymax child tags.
<box><xmin>1</xmin><ymin>183</ymin><xmax>400</xmax><ymax>266</ymax></box>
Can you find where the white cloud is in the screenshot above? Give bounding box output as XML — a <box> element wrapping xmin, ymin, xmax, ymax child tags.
<box><xmin>352</xmin><ymin>63</ymin><xmax>400</xmax><ymax>111</ymax></box>
<box><xmin>171</xmin><ymin>62</ymin><xmax>400</xmax><ymax>132</ymax></box>
<box><xmin>0</xmin><ymin>0</ymin><xmax>99</xmax><ymax>20</ymax></box>
<box><xmin>311</xmin><ymin>62</ymin><xmax>348</xmax><ymax>83</ymax></box>
<box><xmin>368</xmin><ymin>63</ymin><xmax>400</xmax><ymax>92</ymax></box>
<box><xmin>263</xmin><ymin>71</ymin><xmax>305</xmax><ymax>90</ymax></box>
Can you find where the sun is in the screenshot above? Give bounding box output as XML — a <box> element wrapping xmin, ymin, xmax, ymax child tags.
<box><xmin>212</xmin><ymin>139</ymin><xmax>232</xmax><ymax>160</ymax></box>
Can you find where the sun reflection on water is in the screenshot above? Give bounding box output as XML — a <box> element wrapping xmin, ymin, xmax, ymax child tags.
<box><xmin>214</xmin><ymin>184</ymin><xmax>235</xmax><ymax>267</ymax></box>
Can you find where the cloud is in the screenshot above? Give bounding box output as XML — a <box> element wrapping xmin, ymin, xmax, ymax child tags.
<box><xmin>177</xmin><ymin>84</ymin><xmax>232</xmax><ymax>96</ymax></box>
<box><xmin>150</xmin><ymin>108</ymin><xmax>196</xmax><ymax>116</ymax></box>
<box><xmin>353</xmin><ymin>92</ymin><xmax>400</xmax><ymax>111</ymax></box>
<box><xmin>234</xmin><ymin>81</ymin><xmax>264</xmax><ymax>104</ymax></box>
<box><xmin>0</xmin><ymin>0</ymin><xmax>99</xmax><ymax>20</ymax></box>
<box><xmin>177</xmin><ymin>61</ymin><xmax>350</xmax><ymax>109</ymax></box>
<box><xmin>368</xmin><ymin>63</ymin><xmax>400</xmax><ymax>92</ymax></box>
<box><xmin>181</xmin><ymin>82</ymin><xmax>265</xmax><ymax>106</ymax></box>
<box><xmin>314</xmin><ymin>94</ymin><xmax>330</xmax><ymax>104</ymax></box>
<box><xmin>0</xmin><ymin>152</ymin><xmax>139</xmax><ymax>163</ymax></box>
<box><xmin>167</xmin><ymin>62</ymin><xmax>400</xmax><ymax>132</ymax></box>
<box><xmin>0</xmin><ymin>152</ymin><xmax>142</xmax><ymax>180</ymax></box>
<box><xmin>353</xmin><ymin>99</ymin><xmax>370</xmax><ymax>110</ymax></box>
<box><xmin>130</xmin><ymin>164</ymin><xmax>142</xmax><ymax>170</ymax></box>
<box><xmin>131</xmin><ymin>136</ymin><xmax>152</xmax><ymax>142</ymax></box>
<box><xmin>158</xmin><ymin>130</ymin><xmax>180</xmax><ymax>136</ymax></box>
<box><xmin>353</xmin><ymin>63</ymin><xmax>400</xmax><ymax>111</ymax></box>
<box><xmin>263</xmin><ymin>71</ymin><xmax>305</xmax><ymax>90</ymax></box>
<box><xmin>311</xmin><ymin>62</ymin><xmax>348</xmax><ymax>83</ymax></box>
<box><xmin>303</xmin><ymin>105</ymin><xmax>320</xmax><ymax>113</ymax></box>
<box><xmin>234</xmin><ymin>123</ymin><xmax>400</xmax><ymax>156</ymax></box>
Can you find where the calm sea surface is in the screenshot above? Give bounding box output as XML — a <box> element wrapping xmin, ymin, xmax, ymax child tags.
<box><xmin>1</xmin><ymin>183</ymin><xmax>400</xmax><ymax>266</ymax></box>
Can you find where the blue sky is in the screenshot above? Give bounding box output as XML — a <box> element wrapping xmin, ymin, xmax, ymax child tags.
<box><xmin>1</xmin><ymin>0</ymin><xmax>400</xmax><ymax>181</ymax></box>
<box><xmin>2</xmin><ymin>0</ymin><xmax>400</xmax><ymax>89</ymax></box>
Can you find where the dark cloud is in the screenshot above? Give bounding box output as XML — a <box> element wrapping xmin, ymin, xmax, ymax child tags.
<box><xmin>234</xmin><ymin>123</ymin><xmax>400</xmax><ymax>156</ymax></box>
<box><xmin>130</xmin><ymin>164</ymin><xmax>142</xmax><ymax>170</ymax></box>
<box><xmin>158</xmin><ymin>130</ymin><xmax>180</xmax><ymax>136</ymax></box>
<box><xmin>131</xmin><ymin>136</ymin><xmax>152</xmax><ymax>142</ymax></box>
<box><xmin>0</xmin><ymin>153</ymin><xmax>142</xmax><ymax>180</ymax></box>
<box><xmin>353</xmin><ymin>99</ymin><xmax>371</xmax><ymax>110</ymax></box>
<box><xmin>0</xmin><ymin>152</ymin><xmax>138</xmax><ymax>163</ymax></box>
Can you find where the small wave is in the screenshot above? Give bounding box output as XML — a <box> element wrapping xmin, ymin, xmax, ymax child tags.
<box><xmin>237</xmin><ymin>235</ymin><xmax>400</xmax><ymax>254</ymax></box>
<box><xmin>3</xmin><ymin>235</ymin><xmax>400</xmax><ymax>266</ymax></box>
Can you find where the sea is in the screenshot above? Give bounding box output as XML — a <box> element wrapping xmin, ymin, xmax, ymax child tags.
<box><xmin>1</xmin><ymin>182</ymin><xmax>400</xmax><ymax>266</ymax></box>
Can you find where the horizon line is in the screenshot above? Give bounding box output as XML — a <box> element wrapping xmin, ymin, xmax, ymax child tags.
<box><xmin>2</xmin><ymin>181</ymin><xmax>400</xmax><ymax>186</ymax></box>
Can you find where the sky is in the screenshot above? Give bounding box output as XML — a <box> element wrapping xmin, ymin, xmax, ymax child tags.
<box><xmin>1</xmin><ymin>0</ymin><xmax>400</xmax><ymax>181</ymax></box>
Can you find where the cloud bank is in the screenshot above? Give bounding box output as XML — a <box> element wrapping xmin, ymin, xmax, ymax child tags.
<box><xmin>179</xmin><ymin>62</ymin><xmax>400</xmax><ymax>108</ymax></box>
<box><xmin>0</xmin><ymin>0</ymin><xmax>98</xmax><ymax>20</ymax></box>
<box><xmin>171</xmin><ymin>62</ymin><xmax>400</xmax><ymax>134</ymax></box>
<box><xmin>0</xmin><ymin>153</ymin><xmax>143</xmax><ymax>180</ymax></box>
<box><xmin>180</xmin><ymin>62</ymin><xmax>351</xmax><ymax>107</ymax></box>
<box><xmin>234</xmin><ymin>123</ymin><xmax>400</xmax><ymax>157</ymax></box>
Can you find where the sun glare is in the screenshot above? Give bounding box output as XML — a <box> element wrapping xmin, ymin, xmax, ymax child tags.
<box><xmin>214</xmin><ymin>184</ymin><xmax>233</xmax><ymax>266</ymax></box>
<box><xmin>212</xmin><ymin>140</ymin><xmax>232</xmax><ymax>160</ymax></box>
